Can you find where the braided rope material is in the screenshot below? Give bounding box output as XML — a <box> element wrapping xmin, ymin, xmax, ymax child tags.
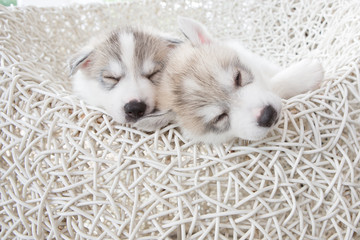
<box><xmin>1</xmin><ymin>1</ymin><xmax>359</xmax><ymax>239</ymax></box>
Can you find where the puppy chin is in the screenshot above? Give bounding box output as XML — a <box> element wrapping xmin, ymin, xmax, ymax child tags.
<box><xmin>109</xmin><ymin>113</ymin><xmax>127</xmax><ymax>124</ymax></box>
<box><xmin>112</xmin><ymin>108</ymin><xmax>155</xmax><ymax>124</ymax></box>
<box><xmin>240</xmin><ymin>133</ymin><xmax>268</xmax><ymax>141</ymax></box>
<box><xmin>182</xmin><ymin>129</ymin><xmax>234</xmax><ymax>144</ymax></box>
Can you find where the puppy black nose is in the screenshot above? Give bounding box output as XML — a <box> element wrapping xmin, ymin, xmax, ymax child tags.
<box><xmin>124</xmin><ymin>101</ymin><xmax>147</xmax><ymax>120</ymax></box>
<box><xmin>258</xmin><ymin>105</ymin><xmax>278</xmax><ymax>128</ymax></box>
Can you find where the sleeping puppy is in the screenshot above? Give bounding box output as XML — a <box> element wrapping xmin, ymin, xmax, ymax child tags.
<box><xmin>135</xmin><ymin>17</ymin><xmax>324</xmax><ymax>144</ymax></box>
<box><xmin>69</xmin><ymin>27</ymin><xmax>180</xmax><ymax>123</ymax></box>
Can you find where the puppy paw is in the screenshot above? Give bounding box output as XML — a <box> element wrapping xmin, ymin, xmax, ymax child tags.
<box><xmin>271</xmin><ymin>59</ymin><xmax>324</xmax><ymax>99</ymax></box>
<box><xmin>295</xmin><ymin>59</ymin><xmax>324</xmax><ymax>91</ymax></box>
<box><xmin>134</xmin><ymin>110</ymin><xmax>176</xmax><ymax>131</ymax></box>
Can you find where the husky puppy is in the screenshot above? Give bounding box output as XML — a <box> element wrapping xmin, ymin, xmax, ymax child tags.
<box><xmin>135</xmin><ymin>18</ymin><xmax>324</xmax><ymax>144</ymax></box>
<box><xmin>69</xmin><ymin>27</ymin><xmax>180</xmax><ymax>123</ymax></box>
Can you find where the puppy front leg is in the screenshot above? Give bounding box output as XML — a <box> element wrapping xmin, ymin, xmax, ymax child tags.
<box><xmin>268</xmin><ymin>59</ymin><xmax>324</xmax><ymax>99</ymax></box>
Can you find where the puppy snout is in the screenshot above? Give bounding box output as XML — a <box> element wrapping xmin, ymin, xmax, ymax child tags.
<box><xmin>257</xmin><ymin>105</ymin><xmax>278</xmax><ymax>128</ymax></box>
<box><xmin>124</xmin><ymin>100</ymin><xmax>147</xmax><ymax>120</ymax></box>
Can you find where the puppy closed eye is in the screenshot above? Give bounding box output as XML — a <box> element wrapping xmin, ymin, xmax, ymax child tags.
<box><xmin>234</xmin><ymin>69</ymin><xmax>253</xmax><ymax>87</ymax></box>
<box><xmin>146</xmin><ymin>70</ymin><xmax>161</xmax><ymax>82</ymax></box>
<box><xmin>207</xmin><ymin>112</ymin><xmax>230</xmax><ymax>133</ymax></box>
<box><xmin>234</xmin><ymin>71</ymin><xmax>242</xmax><ymax>87</ymax></box>
<box><xmin>213</xmin><ymin>113</ymin><xmax>228</xmax><ymax>123</ymax></box>
<box><xmin>103</xmin><ymin>75</ymin><xmax>121</xmax><ymax>85</ymax></box>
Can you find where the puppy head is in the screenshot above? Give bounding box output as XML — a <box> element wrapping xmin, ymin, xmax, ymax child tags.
<box><xmin>137</xmin><ymin>18</ymin><xmax>282</xmax><ymax>143</ymax></box>
<box><xmin>69</xmin><ymin>27</ymin><xmax>180</xmax><ymax>123</ymax></box>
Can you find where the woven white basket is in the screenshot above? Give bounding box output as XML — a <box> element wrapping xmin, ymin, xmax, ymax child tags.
<box><xmin>1</xmin><ymin>1</ymin><xmax>359</xmax><ymax>239</ymax></box>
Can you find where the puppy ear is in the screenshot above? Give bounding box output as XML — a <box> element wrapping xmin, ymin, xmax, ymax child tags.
<box><xmin>68</xmin><ymin>48</ymin><xmax>93</xmax><ymax>76</ymax></box>
<box><xmin>134</xmin><ymin>110</ymin><xmax>176</xmax><ymax>131</ymax></box>
<box><xmin>177</xmin><ymin>17</ymin><xmax>213</xmax><ymax>46</ymax></box>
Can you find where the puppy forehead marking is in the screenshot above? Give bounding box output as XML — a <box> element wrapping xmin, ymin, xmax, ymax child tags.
<box><xmin>119</xmin><ymin>32</ymin><xmax>135</xmax><ymax>72</ymax></box>
<box><xmin>133</xmin><ymin>31</ymin><xmax>152</xmax><ymax>63</ymax></box>
<box><xmin>132</xmin><ymin>30</ymin><xmax>172</xmax><ymax>69</ymax></box>
<box><xmin>183</xmin><ymin>77</ymin><xmax>202</xmax><ymax>91</ymax></box>
<box><xmin>107</xmin><ymin>59</ymin><xmax>122</xmax><ymax>76</ymax></box>
<box><xmin>183</xmin><ymin>45</ymin><xmax>239</xmax><ymax>87</ymax></box>
<box><xmin>107</xmin><ymin>32</ymin><xmax>120</xmax><ymax>48</ymax></box>
<box><xmin>142</xmin><ymin>59</ymin><xmax>155</xmax><ymax>74</ymax></box>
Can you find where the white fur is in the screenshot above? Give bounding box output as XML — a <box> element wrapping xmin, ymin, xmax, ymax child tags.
<box><xmin>269</xmin><ymin>59</ymin><xmax>324</xmax><ymax>98</ymax></box>
<box><xmin>119</xmin><ymin>33</ymin><xmax>136</xmax><ymax>75</ymax></box>
<box><xmin>142</xmin><ymin>59</ymin><xmax>156</xmax><ymax>75</ymax></box>
<box><xmin>183</xmin><ymin>77</ymin><xmax>202</xmax><ymax>91</ymax></box>
<box><xmin>108</xmin><ymin>59</ymin><xmax>123</xmax><ymax>77</ymax></box>
<box><xmin>230</xmin><ymin>83</ymin><xmax>282</xmax><ymax>141</ymax></box>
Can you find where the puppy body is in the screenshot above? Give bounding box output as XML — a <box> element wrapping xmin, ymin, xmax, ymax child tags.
<box><xmin>69</xmin><ymin>27</ymin><xmax>179</xmax><ymax>123</ymax></box>
<box><xmin>136</xmin><ymin>18</ymin><xmax>324</xmax><ymax>144</ymax></box>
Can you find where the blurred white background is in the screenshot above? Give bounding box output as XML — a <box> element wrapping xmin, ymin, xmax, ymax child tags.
<box><xmin>17</xmin><ymin>0</ymin><xmax>119</xmax><ymax>7</ymax></box>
